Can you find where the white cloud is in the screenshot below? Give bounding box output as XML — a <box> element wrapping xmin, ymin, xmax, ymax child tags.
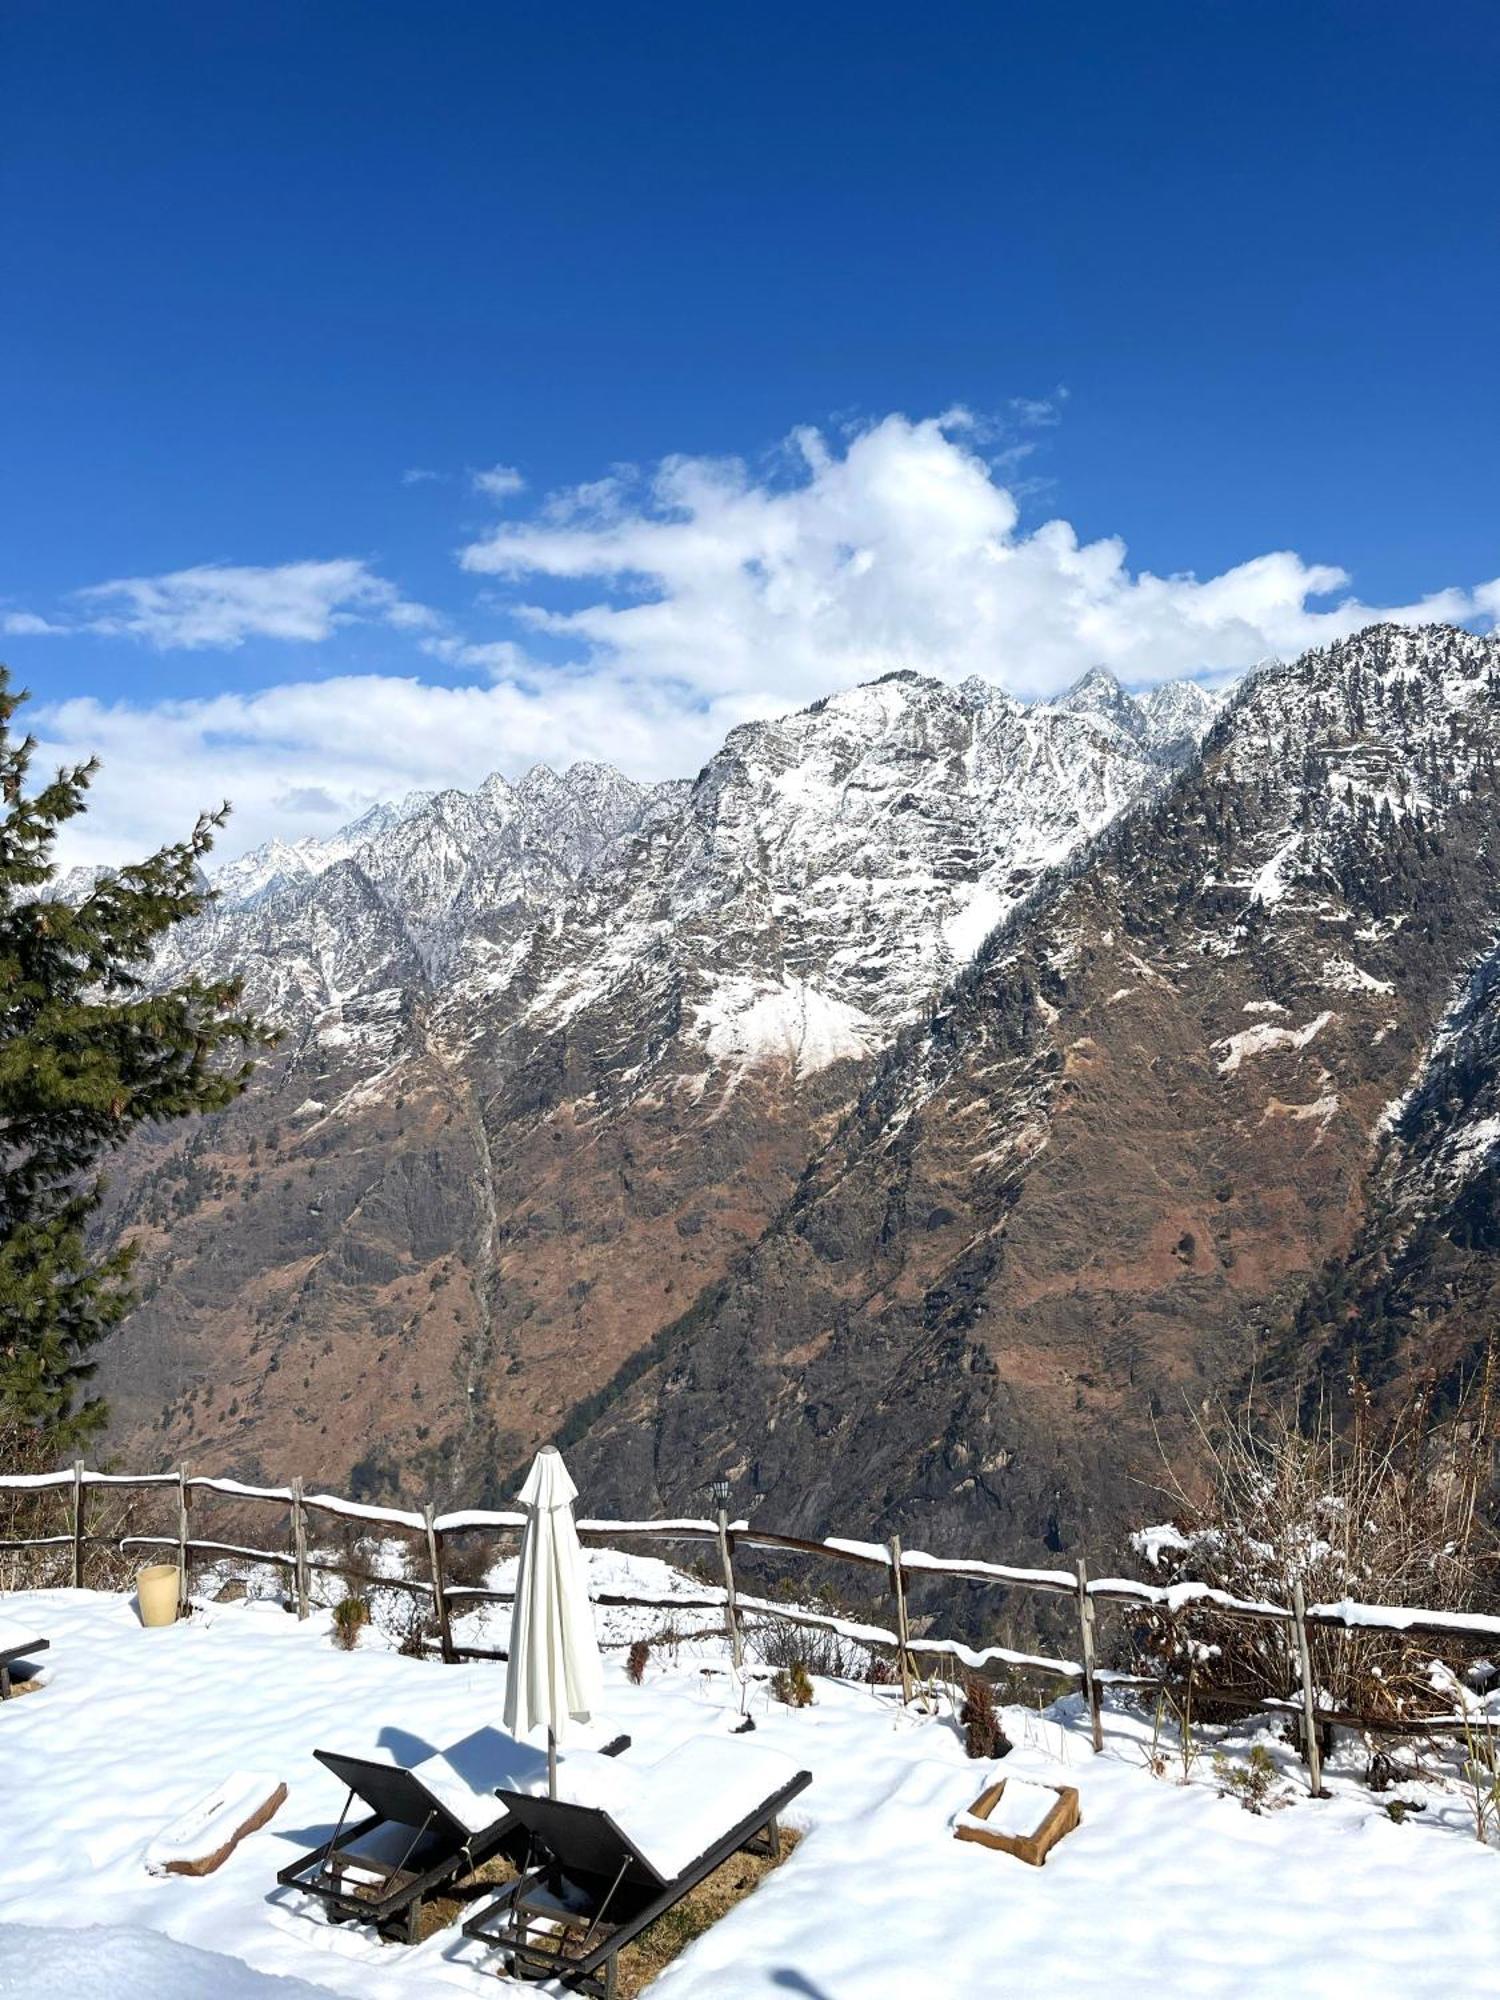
<box><xmin>35</xmin><ymin>671</ymin><xmax>693</xmax><ymax>869</ymax></box>
<box><xmin>1</xmin><ymin>610</ymin><xmax>67</xmax><ymax>636</ymax></box>
<box><xmin>25</xmin><ymin>410</ymin><xmax>1500</xmax><ymax>869</ymax></box>
<box><xmin>472</xmin><ymin>464</ymin><xmax>525</xmax><ymax>501</ymax></box>
<box><xmin>461</xmin><ymin>412</ymin><xmax>1496</xmax><ymax>701</ymax></box>
<box><xmin>401</xmin><ymin>467</ymin><xmax>442</xmax><ymax>485</ymax></box>
<box><xmin>75</xmin><ymin>559</ymin><xmax>437</xmax><ymax>651</ymax></box>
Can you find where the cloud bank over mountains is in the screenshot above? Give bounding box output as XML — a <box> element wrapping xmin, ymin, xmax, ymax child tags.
<box><xmin>19</xmin><ymin>412</ymin><xmax>1500</xmax><ymax>866</ymax></box>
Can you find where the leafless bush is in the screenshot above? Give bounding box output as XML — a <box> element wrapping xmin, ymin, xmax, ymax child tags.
<box><xmin>750</xmin><ymin>1614</ymin><xmax>870</xmax><ymax>1682</ymax></box>
<box><xmin>626</xmin><ymin>1639</ymin><xmax>650</xmax><ymax>1684</ymax></box>
<box><xmin>0</xmin><ymin>1424</ymin><xmax>68</xmax><ymax>1591</ymax></box>
<box><xmin>1138</xmin><ymin>1368</ymin><xmax>1500</xmax><ymax>1724</ymax></box>
<box><xmin>438</xmin><ymin>1534</ymin><xmax>495</xmax><ymax>1591</ymax></box>
<box><xmin>373</xmin><ymin>1588</ymin><xmax>439</xmax><ymax>1658</ymax></box>
<box><xmin>0</xmin><ymin>1426</ymin><xmax>157</xmax><ymax>1593</ymax></box>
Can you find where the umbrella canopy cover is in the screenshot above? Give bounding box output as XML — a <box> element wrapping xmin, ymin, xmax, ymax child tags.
<box><xmin>502</xmin><ymin>1447</ymin><xmax>604</xmax><ymax>1746</ymax></box>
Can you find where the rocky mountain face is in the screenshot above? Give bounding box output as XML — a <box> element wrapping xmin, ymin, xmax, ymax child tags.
<box><xmin>94</xmin><ymin>668</ymin><xmax>1214</xmax><ymax>1501</ymax></box>
<box><xmin>555</xmin><ymin>625</ymin><xmax>1500</xmax><ymax>1569</ymax></box>
<box><xmin>91</xmin><ymin>625</ymin><xmax>1500</xmax><ymax>1576</ymax></box>
<box><xmin>93</xmin><ymin>625</ymin><xmax>1500</xmax><ymax>1586</ymax></box>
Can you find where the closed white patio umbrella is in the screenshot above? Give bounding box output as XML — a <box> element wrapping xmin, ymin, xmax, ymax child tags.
<box><xmin>503</xmin><ymin>1445</ymin><xmax>604</xmax><ymax>1798</ymax></box>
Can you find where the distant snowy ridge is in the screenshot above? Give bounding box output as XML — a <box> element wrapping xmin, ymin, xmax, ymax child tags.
<box><xmin>141</xmin><ymin>665</ymin><xmax>1220</xmax><ymax>1085</ymax></box>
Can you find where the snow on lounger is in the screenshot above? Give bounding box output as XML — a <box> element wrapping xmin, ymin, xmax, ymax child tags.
<box><xmin>464</xmin><ymin>1733</ymin><xmax>812</xmax><ymax>1993</ymax></box>
<box><xmin>556</xmin><ymin>1735</ymin><xmax>804</xmax><ymax>1879</ymax></box>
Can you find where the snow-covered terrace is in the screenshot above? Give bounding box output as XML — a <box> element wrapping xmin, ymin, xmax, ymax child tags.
<box><xmin>5</xmin><ymin>1584</ymin><xmax>1500</xmax><ymax>1998</ymax></box>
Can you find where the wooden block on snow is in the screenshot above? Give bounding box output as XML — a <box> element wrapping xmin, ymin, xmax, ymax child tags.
<box><xmin>146</xmin><ymin>1772</ymin><xmax>288</xmax><ymax>1877</ymax></box>
<box><xmin>954</xmin><ymin>1777</ymin><xmax>1080</xmax><ymax>1866</ymax></box>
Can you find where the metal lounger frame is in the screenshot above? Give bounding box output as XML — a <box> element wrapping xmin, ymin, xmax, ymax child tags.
<box><xmin>274</xmin><ymin>1749</ymin><xmax>519</xmax><ymax>1944</ymax></box>
<box><xmin>0</xmin><ymin>1636</ymin><xmax>49</xmax><ymax>1700</ymax></box>
<box><xmin>462</xmin><ymin>1767</ymin><xmax>812</xmax><ymax>1998</ymax></box>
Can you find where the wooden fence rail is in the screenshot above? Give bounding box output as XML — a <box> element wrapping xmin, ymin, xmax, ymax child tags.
<box><xmin>7</xmin><ymin>1464</ymin><xmax>1500</xmax><ymax>1791</ymax></box>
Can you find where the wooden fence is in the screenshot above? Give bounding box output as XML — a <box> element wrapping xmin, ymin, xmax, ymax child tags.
<box><xmin>6</xmin><ymin>1462</ymin><xmax>1500</xmax><ymax>1796</ymax></box>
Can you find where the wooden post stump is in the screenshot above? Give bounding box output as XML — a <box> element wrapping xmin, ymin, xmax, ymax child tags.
<box><xmin>716</xmin><ymin>1506</ymin><xmax>744</xmax><ymax>1671</ymax></box>
<box><xmin>889</xmin><ymin>1535</ymin><xmax>914</xmax><ymax>1702</ymax></box>
<box><xmin>290</xmin><ymin>1478</ymin><xmax>310</xmax><ymax>1621</ymax></box>
<box><xmin>176</xmin><ymin>1469</ymin><xmax>191</xmax><ymax>1614</ymax></box>
<box><xmin>70</xmin><ymin>1460</ymin><xmax>85</xmax><ymax>1590</ymax></box>
<box><xmin>1075</xmin><ymin>1557</ymin><xmax>1103</xmax><ymax>1753</ymax></box>
<box><xmin>1291</xmin><ymin>1577</ymin><xmax>1326</xmax><ymax>1797</ymax></box>
<box><xmin>424</xmin><ymin>1504</ymin><xmax>456</xmax><ymax>1664</ymax></box>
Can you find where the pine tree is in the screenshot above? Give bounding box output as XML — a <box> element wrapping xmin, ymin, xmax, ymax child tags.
<box><xmin>0</xmin><ymin>672</ymin><xmax>275</xmax><ymax>1452</ymax></box>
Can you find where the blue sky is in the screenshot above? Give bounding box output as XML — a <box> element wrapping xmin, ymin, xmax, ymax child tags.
<box><xmin>4</xmin><ymin>1</ymin><xmax>1497</xmax><ymax>863</ymax></box>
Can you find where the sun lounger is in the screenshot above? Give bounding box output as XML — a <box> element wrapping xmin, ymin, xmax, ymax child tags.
<box><xmin>0</xmin><ymin>1624</ymin><xmax>49</xmax><ymax>1700</ymax></box>
<box><xmin>462</xmin><ymin>1736</ymin><xmax>811</xmax><ymax>1997</ymax></box>
<box><xmin>276</xmin><ymin>1735</ymin><xmax>629</xmax><ymax>1944</ymax></box>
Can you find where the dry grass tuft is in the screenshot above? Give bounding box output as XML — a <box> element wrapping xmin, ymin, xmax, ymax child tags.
<box><xmin>411</xmin><ymin>1830</ymin><xmax>802</xmax><ymax>1992</ymax></box>
<box><xmin>615</xmin><ymin>1827</ymin><xmax>801</xmax><ymax>1997</ymax></box>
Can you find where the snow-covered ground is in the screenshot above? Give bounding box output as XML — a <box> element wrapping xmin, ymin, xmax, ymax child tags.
<box><xmin>4</xmin><ymin>1584</ymin><xmax>1500</xmax><ymax>1998</ymax></box>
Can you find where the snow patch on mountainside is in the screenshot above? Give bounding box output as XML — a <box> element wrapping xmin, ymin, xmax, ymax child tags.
<box><xmin>1217</xmin><ymin>1011</ymin><xmax>1336</xmax><ymax>1075</ymax></box>
<box><xmin>694</xmin><ymin>974</ymin><xmax>879</xmax><ymax>1077</ymax></box>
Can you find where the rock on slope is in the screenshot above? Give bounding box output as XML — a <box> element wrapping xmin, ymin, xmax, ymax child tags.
<box><xmin>95</xmin><ymin>668</ymin><xmax>1210</xmax><ymax>1498</ymax></box>
<box><xmin>558</xmin><ymin>626</ymin><xmax>1500</xmax><ymax>1566</ymax></box>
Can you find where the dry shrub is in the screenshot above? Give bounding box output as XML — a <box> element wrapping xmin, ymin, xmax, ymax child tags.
<box><xmin>959</xmin><ymin>1670</ymin><xmax>1010</xmax><ymax>1760</ymax></box>
<box><xmin>752</xmin><ymin>1614</ymin><xmax>869</xmax><ymax>1682</ymax></box>
<box><xmin>771</xmin><ymin>1662</ymin><xmax>813</xmax><ymax>1708</ymax></box>
<box><xmin>0</xmin><ymin>1423</ymin><xmax>70</xmax><ymax>1592</ymax></box>
<box><xmin>1140</xmin><ymin>1374</ymin><xmax>1499</xmax><ymax>1724</ymax></box>
<box><xmin>437</xmin><ymin>1534</ymin><xmax>494</xmax><ymax>1591</ymax></box>
<box><xmin>626</xmin><ymin>1639</ymin><xmax>650</xmax><ymax>1685</ymax></box>
<box><xmin>0</xmin><ymin>1425</ymin><xmax>160</xmax><ymax>1593</ymax></box>
<box><xmin>373</xmin><ymin>1588</ymin><xmax>439</xmax><ymax>1658</ymax></box>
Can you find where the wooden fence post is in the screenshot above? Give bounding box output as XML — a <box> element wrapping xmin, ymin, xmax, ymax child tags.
<box><xmin>176</xmin><ymin>1469</ymin><xmax>191</xmax><ymax>1613</ymax></box>
<box><xmin>290</xmin><ymin>1477</ymin><xmax>310</xmax><ymax>1620</ymax></box>
<box><xmin>715</xmin><ymin>1504</ymin><xmax>744</xmax><ymax>1671</ymax></box>
<box><xmin>1075</xmin><ymin>1557</ymin><xmax>1104</xmax><ymax>1753</ymax></box>
<box><xmin>1291</xmin><ymin>1577</ymin><xmax>1326</xmax><ymax>1798</ymax></box>
<box><xmin>888</xmin><ymin>1536</ymin><xmax>914</xmax><ymax>1703</ymax></box>
<box><xmin>424</xmin><ymin>1504</ymin><xmax>456</xmax><ymax>1664</ymax></box>
<box><xmin>70</xmin><ymin>1460</ymin><xmax>85</xmax><ymax>1589</ymax></box>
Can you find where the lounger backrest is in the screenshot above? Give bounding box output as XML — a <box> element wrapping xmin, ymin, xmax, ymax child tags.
<box><xmin>495</xmin><ymin>1789</ymin><xmax>668</xmax><ymax>1892</ymax></box>
<box><xmin>315</xmin><ymin>1750</ymin><xmax>471</xmax><ymax>1850</ymax></box>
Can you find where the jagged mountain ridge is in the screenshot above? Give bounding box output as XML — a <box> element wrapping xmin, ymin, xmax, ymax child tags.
<box><xmin>95</xmin><ymin>665</ymin><xmax>1219</xmax><ymax>1494</ymax></box>
<box><xmin>553</xmin><ymin>624</ymin><xmax>1500</xmax><ymax>1566</ymax></box>
<box><xmin>94</xmin><ymin>623</ymin><xmax>1500</xmax><ymax>1575</ymax></box>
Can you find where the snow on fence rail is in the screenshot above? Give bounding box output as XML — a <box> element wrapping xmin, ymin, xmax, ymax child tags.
<box><xmin>6</xmin><ymin>1459</ymin><xmax>1500</xmax><ymax>1780</ymax></box>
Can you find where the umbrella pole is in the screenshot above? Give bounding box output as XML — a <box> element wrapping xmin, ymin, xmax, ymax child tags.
<box><xmin>548</xmin><ymin>1725</ymin><xmax>557</xmax><ymax>1800</ymax></box>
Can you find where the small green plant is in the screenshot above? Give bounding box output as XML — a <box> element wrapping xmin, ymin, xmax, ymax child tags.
<box><xmin>771</xmin><ymin>1662</ymin><xmax>814</xmax><ymax>1708</ymax></box>
<box><xmin>1212</xmin><ymin>1744</ymin><xmax>1287</xmax><ymax>1814</ymax></box>
<box><xmin>332</xmin><ymin>1595</ymin><xmax>370</xmax><ymax>1651</ymax></box>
